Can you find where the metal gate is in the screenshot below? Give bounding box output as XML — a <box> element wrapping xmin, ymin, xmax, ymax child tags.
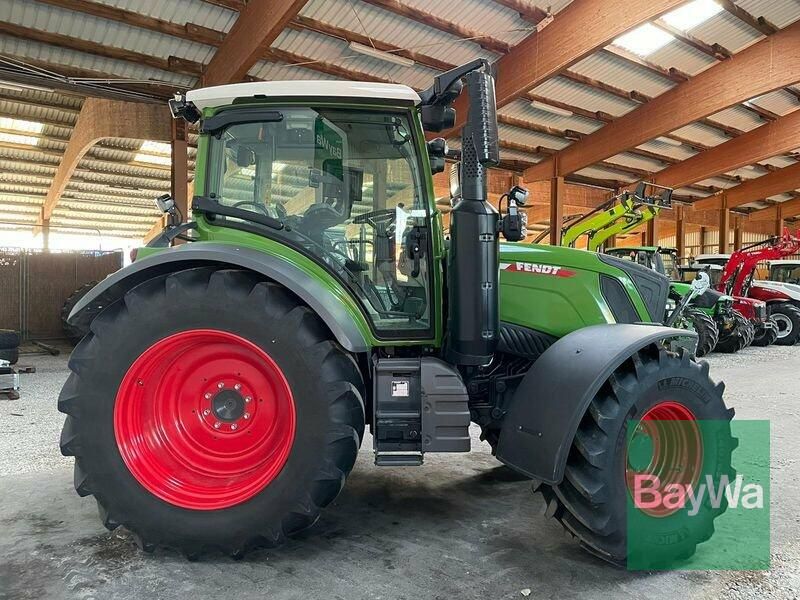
<box><xmin>0</xmin><ymin>249</ymin><xmax>123</xmax><ymax>341</ymax></box>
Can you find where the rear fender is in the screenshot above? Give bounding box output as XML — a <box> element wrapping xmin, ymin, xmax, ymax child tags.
<box><xmin>495</xmin><ymin>323</ymin><xmax>697</xmax><ymax>484</ymax></box>
<box><xmin>67</xmin><ymin>243</ymin><xmax>370</xmax><ymax>352</ymax></box>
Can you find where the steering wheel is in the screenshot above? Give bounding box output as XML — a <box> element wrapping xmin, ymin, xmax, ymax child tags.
<box><xmin>353</xmin><ymin>208</ymin><xmax>397</xmax><ymax>229</ymax></box>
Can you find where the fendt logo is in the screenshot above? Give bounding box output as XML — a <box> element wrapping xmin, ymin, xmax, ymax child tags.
<box><xmin>500</xmin><ymin>262</ymin><xmax>576</xmax><ymax>278</ymax></box>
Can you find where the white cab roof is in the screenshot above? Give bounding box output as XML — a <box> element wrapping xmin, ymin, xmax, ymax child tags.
<box><xmin>770</xmin><ymin>260</ymin><xmax>800</xmax><ymax>266</ymax></box>
<box><xmin>696</xmin><ymin>254</ymin><xmax>730</xmax><ymax>260</ymax></box>
<box><xmin>186</xmin><ymin>81</ymin><xmax>421</xmax><ymax>111</ymax></box>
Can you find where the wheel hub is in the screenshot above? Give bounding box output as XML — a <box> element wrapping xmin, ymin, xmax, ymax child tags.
<box><xmin>114</xmin><ymin>329</ymin><xmax>296</xmax><ymax>510</ymax></box>
<box><xmin>772</xmin><ymin>314</ymin><xmax>792</xmax><ymax>338</ymax></box>
<box><xmin>213</xmin><ymin>389</ymin><xmax>245</xmax><ymax>421</ymax></box>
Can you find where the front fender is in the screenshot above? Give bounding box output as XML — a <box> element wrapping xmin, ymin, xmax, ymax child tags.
<box><xmin>68</xmin><ymin>243</ymin><xmax>370</xmax><ymax>352</ymax></box>
<box><xmin>495</xmin><ymin>323</ymin><xmax>697</xmax><ymax>484</ymax></box>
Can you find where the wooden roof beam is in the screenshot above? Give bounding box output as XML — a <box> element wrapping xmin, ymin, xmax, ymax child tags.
<box><xmin>439</xmin><ymin>0</ymin><xmax>686</xmax><ymax>137</ymax></box>
<box><xmin>523</xmin><ymin>22</ymin><xmax>800</xmax><ymax>182</ymax></box>
<box><xmin>712</xmin><ymin>161</ymin><xmax>800</xmax><ymax>215</ymax></box>
<box><xmin>644</xmin><ymin>109</ymin><xmax>800</xmax><ymax>194</ymax></box>
<box><xmin>201</xmin><ymin>0</ymin><xmax>306</xmax><ymax>86</ymax></box>
<box><xmin>36</xmin><ymin>98</ymin><xmax>170</xmax><ymax>231</ymax></box>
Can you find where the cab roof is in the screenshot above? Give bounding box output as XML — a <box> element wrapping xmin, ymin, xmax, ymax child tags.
<box><xmin>186</xmin><ymin>81</ymin><xmax>421</xmax><ymax>112</ymax></box>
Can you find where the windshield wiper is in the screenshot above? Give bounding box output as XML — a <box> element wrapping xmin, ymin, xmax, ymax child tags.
<box><xmin>192</xmin><ymin>195</ymin><xmax>284</xmax><ymax>231</ymax></box>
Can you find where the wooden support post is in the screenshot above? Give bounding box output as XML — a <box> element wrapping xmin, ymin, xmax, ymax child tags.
<box><xmin>605</xmin><ymin>234</ymin><xmax>616</xmax><ymax>248</ymax></box>
<box><xmin>718</xmin><ymin>192</ymin><xmax>730</xmax><ymax>252</ymax></box>
<box><xmin>549</xmin><ymin>175</ymin><xmax>565</xmax><ymax>246</ymax></box>
<box><xmin>775</xmin><ymin>205</ymin><xmax>785</xmax><ymax>236</ymax></box>
<box><xmin>640</xmin><ymin>232</ymin><xmax>647</xmax><ymax>245</ymax></box>
<box><xmin>41</xmin><ymin>216</ymin><xmax>50</xmax><ymax>251</ymax></box>
<box><xmin>675</xmin><ymin>206</ymin><xmax>685</xmax><ymax>258</ymax></box>
<box><xmin>171</xmin><ymin>118</ymin><xmax>188</xmax><ymax>235</ymax></box>
<box><xmin>646</xmin><ymin>218</ymin><xmax>658</xmax><ymax>246</ymax></box>
<box><xmin>699</xmin><ymin>226</ymin><xmax>707</xmax><ymax>253</ymax></box>
<box><xmin>733</xmin><ymin>217</ymin><xmax>742</xmax><ymax>250</ymax></box>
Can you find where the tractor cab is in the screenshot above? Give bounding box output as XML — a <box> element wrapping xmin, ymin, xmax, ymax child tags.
<box><xmin>605</xmin><ymin>246</ymin><xmax>679</xmax><ymax>279</ymax></box>
<box><xmin>769</xmin><ymin>260</ymin><xmax>800</xmax><ymax>285</ymax></box>
<box><xmin>191</xmin><ymin>86</ymin><xmax>436</xmax><ymax>337</ymax></box>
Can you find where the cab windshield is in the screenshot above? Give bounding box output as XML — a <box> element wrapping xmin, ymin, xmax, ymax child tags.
<box><xmin>205</xmin><ymin>107</ymin><xmax>432</xmax><ymax>335</ymax></box>
<box><xmin>771</xmin><ymin>264</ymin><xmax>800</xmax><ymax>284</ymax></box>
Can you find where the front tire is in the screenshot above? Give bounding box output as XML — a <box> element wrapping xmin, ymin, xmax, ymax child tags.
<box><xmin>769</xmin><ymin>303</ymin><xmax>800</xmax><ymax>345</ymax></box>
<box><xmin>684</xmin><ymin>308</ymin><xmax>718</xmax><ymax>357</ymax></box>
<box><xmin>715</xmin><ymin>310</ymin><xmax>750</xmax><ymax>353</ymax></box>
<box><xmin>536</xmin><ymin>345</ymin><xmax>734</xmax><ymax>568</ymax></box>
<box><xmin>751</xmin><ymin>318</ymin><xmax>779</xmax><ymax>347</ymax></box>
<box><xmin>59</xmin><ymin>268</ymin><xmax>365</xmax><ymax>557</ymax></box>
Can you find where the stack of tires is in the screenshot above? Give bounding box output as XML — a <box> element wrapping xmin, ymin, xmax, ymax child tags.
<box><xmin>0</xmin><ymin>329</ymin><xmax>19</xmax><ymax>365</ymax></box>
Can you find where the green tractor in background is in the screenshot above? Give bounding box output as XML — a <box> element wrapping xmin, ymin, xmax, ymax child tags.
<box><xmin>606</xmin><ymin>246</ymin><xmax>759</xmax><ymax>353</ymax></box>
<box><xmin>60</xmin><ymin>61</ymin><xmax>735</xmax><ymax>567</ymax></box>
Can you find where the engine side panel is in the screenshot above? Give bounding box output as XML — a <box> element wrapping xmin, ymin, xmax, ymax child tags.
<box><xmin>497</xmin><ymin>243</ymin><xmax>659</xmax><ymax>338</ymax></box>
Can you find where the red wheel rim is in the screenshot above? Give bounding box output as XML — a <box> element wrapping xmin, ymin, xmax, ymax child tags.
<box><xmin>625</xmin><ymin>401</ymin><xmax>703</xmax><ymax>518</ymax></box>
<box><xmin>114</xmin><ymin>329</ymin><xmax>295</xmax><ymax>510</ymax></box>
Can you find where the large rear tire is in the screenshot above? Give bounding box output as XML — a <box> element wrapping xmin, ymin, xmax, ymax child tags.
<box><xmin>714</xmin><ymin>310</ymin><xmax>750</xmax><ymax>353</ymax></box>
<box><xmin>536</xmin><ymin>346</ymin><xmax>734</xmax><ymax>568</ymax></box>
<box><xmin>59</xmin><ymin>267</ymin><xmax>365</xmax><ymax>557</ymax></box>
<box><xmin>769</xmin><ymin>303</ymin><xmax>800</xmax><ymax>346</ymax></box>
<box><xmin>684</xmin><ymin>308</ymin><xmax>718</xmax><ymax>357</ymax></box>
<box><xmin>61</xmin><ymin>281</ymin><xmax>97</xmax><ymax>345</ymax></box>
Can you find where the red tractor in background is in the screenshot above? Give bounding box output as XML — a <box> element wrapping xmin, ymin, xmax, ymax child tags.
<box><xmin>697</xmin><ymin>229</ymin><xmax>800</xmax><ymax>346</ymax></box>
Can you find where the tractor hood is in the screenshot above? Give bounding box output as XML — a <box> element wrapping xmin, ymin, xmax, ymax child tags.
<box><xmin>497</xmin><ymin>243</ymin><xmax>669</xmax><ymax>337</ymax></box>
<box><xmin>755</xmin><ymin>280</ymin><xmax>800</xmax><ymax>301</ymax></box>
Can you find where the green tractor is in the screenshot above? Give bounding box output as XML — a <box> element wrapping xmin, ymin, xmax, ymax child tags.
<box><xmin>606</xmin><ymin>246</ymin><xmax>757</xmax><ymax>353</ymax></box>
<box><xmin>60</xmin><ymin>61</ymin><xmax>735</xmax><ymax>567</ymax></box>
<box><xmin>538</xmin><ymin>189</ymin><xmax>721</xmax><ymax>356</ymax></box>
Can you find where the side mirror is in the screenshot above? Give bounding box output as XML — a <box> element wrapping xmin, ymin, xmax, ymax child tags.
<box><xmin>236</xmin><ymin>146</ymin><xmax>254</xmax><ymax>168</ymax></box>
<box><xmin>154</xmin><ymin>193</ymin><xmax>175</xmax><ymax>214</ymax></box>
<box><xmin>692</xmin><ymin>271</ymin><xmax>711</xmax><ymax>295</ymax></box>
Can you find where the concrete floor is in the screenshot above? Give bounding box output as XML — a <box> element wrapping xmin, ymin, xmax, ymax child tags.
<box><xmin>1</xmin><ymin>344</ymin><xmax>799</xmax><ymax>600</ymax></box>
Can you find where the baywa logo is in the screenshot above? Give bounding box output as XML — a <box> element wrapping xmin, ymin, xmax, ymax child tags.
<box><xmin>631</xmin><ymin>473</ymin><xmax>764</xmax><ymax>516</ymax></box>
<box><xmin>626</xmin><ymin>419</ymin><xmax>770</xmax><ymax>571</ymax></box>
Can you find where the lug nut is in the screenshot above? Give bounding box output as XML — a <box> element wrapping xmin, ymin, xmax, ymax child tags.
<box><xmin>234</xmin><ymin>383</ymin><xmax>242</xmax><ymax>391</ymax></box>
<box><xmin>203</xmin><ymin>409</ymin><xmax>210</xmax><ymax>416</ymax></box>
<box><xmin>217</xmin><ymin>382</ymin><xmax>225</xmax><ymax>389</ymax></box>
<box><xmin>243</xmin><ymin>413</ymin><xmax>250</xmax><ymax>420</ymax></box>
<box><xmin>231</xmin><ymin>424</ymin><xmax>238</xmax><ymax>430</ymax></box>
<box><xmin>245</xmin><ymin>396</ymin><xmax>252</xmax><ymax>403</ymax></box>
<box><xmin>214</xmin><ymin>422</ymin><xmax>221</xmax><ymax>429</ymax></box>
<box><xmin>204</xmin><ymin>393</ymin><xmax>212</xmax><ymax>400</ymax></box>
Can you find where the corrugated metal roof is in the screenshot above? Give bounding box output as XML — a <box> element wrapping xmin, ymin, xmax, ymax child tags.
<box><xmin>636</xmin><ymin>139</ymin><xmax>698</xmax><ymax>161</ymax></box>
<box><xmin>272</xmin><ymin>27</ymin><xmax>438</xmax><ymax>89</ymax></box>
<box><xmin>570</xmin><ymin>52</ymin><xmax>676</xmax><ymax>98</ymax></box>
<box><xmin>0</xmin><ymin>33</ymin><xmax>195</xmax><ymax>88</ymax></box>
<box><xmin>644</xmin><ymin>40</ymin><xmax>717</xmax><ymax>77</ymax></box>
<box><xmin>687</xmin><ymin>10</ymin><xmax>761</xmax><ymax>53</ymax></box>
<box><xmin>532</xmin><ymin>76</ymin><xmax>638</xmax><ymax>117</ymax></box>
<box><xmin>300</xmin><ymin>0</ymin><xmax>494</xmax><ymax>69</ymax></box>
<box><xmin>670</xmin><ymin>122</ymin><xmax>731</xmax><ymax>147</ymax></box>
<box><xmin>735</xmin><ymin>0</ymin><xmax>800</xmax><ymax>29</ymax></box>
<box><xmin>575</xmin><ymin>166</ymin><xmax>636</xmax><ymax>182</ymax></box>
<box><xmin>97</xmin><ymin>0</ymin><xmax>238</xmax><ymax>33</ymax></box>
<box><xmin>499</xmin><ymin>99</ymin><xmax>603</xmax><ymax>134</ymax></box>
<box><xmin>606</xmin><ymin>152</ymin><xmax>668</xmax><ymax>173</ymax></box>
<box><xmin>393</xmin><ymin>0</ymin><xmax>532</xmax><ymax>46</ymax></box>
<box><xmin>749</xmin><ymin>91</ymin><xmax>800</xmax><ymax>117</ymax></box>
<box><xmin>498</xmin><ymin>123</ymin><xmax>570</xmax><ymax>151</ymax></box>
<box><xmin>708</xmin><ymin>104</ymin><xmax>764</xmax><ymax>132</ymax></box>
